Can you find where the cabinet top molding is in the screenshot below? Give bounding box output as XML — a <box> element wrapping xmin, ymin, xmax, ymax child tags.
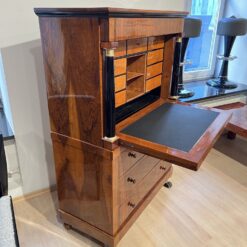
<box><xmin>34</xmin><ymin>7</ymin><xmax>188</xmax><ymax>18</ymax></box>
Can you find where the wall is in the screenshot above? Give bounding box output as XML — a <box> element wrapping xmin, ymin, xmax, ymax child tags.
<box><xmin>0</xmin><ymin>0</ymin><xmax>191</xmax><ymax>48</ymax></box>
<box><xmin>215</xmin><ymin>0</ymin><xmax>247</xmax><ymax>84</ymax></box>
<box><xmin>0</xmin><ymin>0</ymin><xmax>191</xmax><ymax>195</ymax></box>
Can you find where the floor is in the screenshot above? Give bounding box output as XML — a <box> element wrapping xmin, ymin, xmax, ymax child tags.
<box><xmin>13</xmin><ymin>134</ymin><xmax>247</xmax><ymax>247</ymax></box>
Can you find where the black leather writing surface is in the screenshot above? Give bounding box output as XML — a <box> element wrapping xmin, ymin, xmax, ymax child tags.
<box><xmin>121</xmin><ymin>103</ymin><xmax>219</xmax><ymax>152</ymax></box>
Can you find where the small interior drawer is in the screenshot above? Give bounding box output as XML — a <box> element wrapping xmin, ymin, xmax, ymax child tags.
<box><xmin>115</xmin><ymin>90</ymin><xmax>127</xmax><ymax>107</ymax></box>
<box><xmin>114</xmin><ymin>58</ymin><xmax>127</xmax><ymax>76</ymax></box>
<box><xmin>148</xmin><ymin>36</ymin><xmax>165</xmax><ymax>50</ymax></box>
<box><xmin>115</xmin><ymin>41</ymin><xmax>127</xmax><ymax>57</ymax></box>
<box><xmin>146</xmin><ymin>75</ymin><xmax>162</xmax><ymax>92</ymax></box>
<box><xmin>146</xmin><ymin>62</ymin><xmax>163</xmax><ymax>79</ymax></box>
<box><xmin>118</xmin><ymin>148</ymin><xmax>145</xmax><ymax>177</ymax></box>
<box><xmin>118</xmin><ymin>160</ymin><xmax>171</xmax><ymax>225</ymax></box>
<box><xmin>147</xmin><ymin>49</ymin><xmax>164</xmax><ymax>65</ymax></box>
<box><xmin>127</xmin><ymin>38</ymin><xmax>148</xmax><ymax>55</ymax></box>
<box><xmin>115</xmin><ymin>75</ymin><xmax>126</xmax><ymax>92</ymax></box>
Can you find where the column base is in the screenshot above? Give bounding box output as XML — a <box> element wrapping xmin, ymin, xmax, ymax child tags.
<box><xmin>178</xmin><ymin>89</ymin><xmax>195</xmax><ymax>98</ymax></box>
<box><xmin>206</xmin><ymin>79</ymin><xmax>238</xmax><ymax>89</ymax></box>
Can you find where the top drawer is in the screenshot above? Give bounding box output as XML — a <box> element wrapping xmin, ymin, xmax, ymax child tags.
<box><xmin>148</xmin><ymin>36</ymin><xmax>164</xmax><ymax>50</ymax></box>
<box><xmin>127</xmin><ymin>38</ymin><xmax>148</xmax><ymax>55</ymax></box>
<box><xmin>118</xmin><ymin>148</ymin><xmax>145</xmax><ymax>176</ymax></box>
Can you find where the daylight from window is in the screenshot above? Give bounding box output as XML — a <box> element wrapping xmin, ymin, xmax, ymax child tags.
<box><xmin>185</xmin><ymin>0</ymin><xmax>221</xmax><ymax>73</ymax></box>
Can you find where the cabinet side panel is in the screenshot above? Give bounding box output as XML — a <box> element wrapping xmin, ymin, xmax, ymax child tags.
<box><xmin>52</xmin><ymin>136</ymin><xmax>119</xmax><ymax>235</ymax></box>
<box><xmin>39</xmin><ymin>17</ymin><xmax>103</xmax><ymax>146</ymax></box>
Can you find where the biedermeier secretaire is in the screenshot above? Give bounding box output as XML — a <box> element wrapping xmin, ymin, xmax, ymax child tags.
<box><xmin>34</xmin><ymin>8</ymin><xmax>231</xmax><ymax>247</ymax></box>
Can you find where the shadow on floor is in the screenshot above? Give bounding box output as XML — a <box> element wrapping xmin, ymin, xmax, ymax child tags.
<box><xmin>214</xmin><ymin>133</ymin><xmax>247</xmax><ymax>167</ymax></box>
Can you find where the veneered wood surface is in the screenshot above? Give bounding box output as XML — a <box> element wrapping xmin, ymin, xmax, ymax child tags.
<box><xmin>215</xmin><ymin>102</ymin><xmax>247</xmax><ymax>138</ymax></box>
<box><xmin>114</xmin><ymin>58</ymin><xmax>127</xmax><ymax>76</ymax></box>
<box><xmin>118</xmin><ymin>160</ymin><xmax>171</xmax><ymax>226</ymax></box>
<box><xmin>146</xmin><ymin>75</ymin><xmax>162</xmax><ymax>92</ymax></box>
<box><xmin>117</xmin><ymin>101</ymin><xmax>231</xmax><ymax>171</ymax></box>
<box><xmin>118</xmin><ymin>155</ymin><xmax>161</xmax><ymax>205</ymax></box>
<box><xmin>115</xmin><ymin>75</ymin><xmax>126</xmax><ymax>92</ymax></box>
<box><xmin>51</xmin><ymin>133</ymin><xmax>120</xmax><ymax>235</ymax></box>
<box><xmin>102</xmin><ymin>18</ymin><xmax>184</xmax><ymax>41</ymax></box>
<box><xmin>147</xmin><ymin>49</ymin><xmax>164</xmax><ymax>65</ymax></box>
<box><xmin>148</xmin><ymin>36</ymin><xmax>165</xmax><ymax>50</ymax></box>
<box><xmin>114</xmin><ymin>41</ymin><xmax>127</xmax><ymax>57</ymax></box>
<box><xmin>39</xmin><ymin>17</ymin><xmax>103</xmax><ymax>146</ymax></box>
<box><xmin>115</xmin><ymin>90</ymin><xmax>127</xmax><ymax>107</ymax></box>
<box><xmin>118</xmin><ymin>148</ymin><xmax>145</xmax><ymax>177</ymax></box>
<box><xmin>146</xmin><ymin>62</ymin><xmax>163</xmax><ymax>79</ymax></box>
<box><xmin>127</xmin><ymin>38</ymin><xmax>148</xmax><ymax>55</ymax></box>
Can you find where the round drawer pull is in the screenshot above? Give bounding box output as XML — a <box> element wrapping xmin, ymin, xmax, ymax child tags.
<box><xmin>128</xmin><ymin>202</ymin><xmax>136</xmax><ymax>208</ymax></box>
<box><xmin>160</xmin><ymin>166</ymin><xmax>166</xmax><ymax>171</ymax></box>
<box><xmin>128</xmin><ymin>152</ymin><xmax>136</xmax><ymax>158</ymax></box>
<box><xmin>127</xmin><ymin>177</ymin><xmax>136</xmax><ymax>184</ymax></box>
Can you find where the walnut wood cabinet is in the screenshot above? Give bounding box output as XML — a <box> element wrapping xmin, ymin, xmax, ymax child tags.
<box><xmin>35</xmin><ymin>8</ymin><xmax>231</xmax><ymax>247</ymax></box>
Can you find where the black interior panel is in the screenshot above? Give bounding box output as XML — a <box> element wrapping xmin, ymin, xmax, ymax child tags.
<box><xmin>121</xmin><ymin>103</ymin><xmax>219</xmax><ymax>152</ymax></box>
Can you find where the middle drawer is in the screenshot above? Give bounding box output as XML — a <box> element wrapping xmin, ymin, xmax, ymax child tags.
<box><xmin>118</xmin><ymin>155</ymin><xmax>160</xmax><ymax>206</ymax></box>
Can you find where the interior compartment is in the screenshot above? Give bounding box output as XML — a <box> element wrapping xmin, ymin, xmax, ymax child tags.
<box><xmin>126</xmin><ymin>54</ymin><xmax>146</xmax><ymax>101</ymax></box>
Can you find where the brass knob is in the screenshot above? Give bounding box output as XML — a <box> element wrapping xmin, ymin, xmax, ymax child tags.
<box><xmin>128</xmin><ymin>202</ymin><xmax>136</xmax><ymax>208</ymax></box>
<box><xmin>127</xmin><ymin>177</ymin><xmax>136</xmax><ymax>184</ymax></box>
<box><xmin>160</xmin><ymin>166</ymin><xmax>166</xmax><ymax>171</ymax></box>
<box><xmin>128</xmin><ymin>152</ymin><xmax>136</xmax><ymax>158</ymax></box>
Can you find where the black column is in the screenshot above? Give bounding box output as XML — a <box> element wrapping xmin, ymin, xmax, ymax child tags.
<box><xmin>103</xmin><ymin>49</ymin><xmax>116</xmax><ymax>138</ymax></box>
<box><xmin>170</xmin><ymin>38</ymin><xmax>182</xmax><ymax>97</ymax></box>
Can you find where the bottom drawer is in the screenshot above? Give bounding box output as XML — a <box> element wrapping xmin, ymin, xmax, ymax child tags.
<box><xmin>118</xmin><ymin>160</ymin><xmax>171</xmax><ymax>226</ymax></box>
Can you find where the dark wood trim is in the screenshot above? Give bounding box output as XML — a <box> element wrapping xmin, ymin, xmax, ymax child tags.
<box><xmin>34</xmin><ymin>7</ymin><xmax>188</xmax><ymax>18</ymax></box>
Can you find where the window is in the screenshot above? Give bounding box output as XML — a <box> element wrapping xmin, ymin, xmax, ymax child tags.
<box><xmin>184</xmin><ymin>0</ymin><xmax>225</xmax><ymax>81</ymax></box>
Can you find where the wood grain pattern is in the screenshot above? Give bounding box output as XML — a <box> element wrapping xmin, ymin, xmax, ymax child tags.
<box><xmin>147</xmin><ymin>49</ymin><xmax>164</xmax><ymax>65</ymax></box>
<box><xmin>118</xmin><ymin>148</ymin><xmax>145</xmax><ymax>177</ymax></box>
<box><xmin>215</xmin><ymin>102</ymin><xmax>247</xmax><ymax>138</ymax></box>
<box><xmin>39</xmin><ymin>17</ymin><xmax>103</xmax><ymax>146</ymax></box>
<box><xmin>161</xmin><ymin>36</ymin><xmax>176</xmax><ymax>99</ymax></box>
<box><xmin>114</xmin><ymin>58</ymin><xmax>127</xmax><ymax>76</ymax></box>
<box><xmin>148</xmin><ymin>36</ymin><xmax>165</xmax><ymax>50</ymax></box>
<box><xmin>146</xmin><ymin>62</ymin><xmax>163</xmax><ymax>79</ymax></box>
<box><xmin>115</xmin><ymin>90</ymin><xmax>126</xmax><ymax>107</ymax></box>
<box><xmin>118</xmin><ymin>155</ymin><xmax>162</xmax><ymax>206</ymax></box>
<box><xmin>52</xmin><ymin>133</ymin><xmax>120</xmax><ymax>235</ymax></box>
<box><xmin>115</xmin><ymin>75</ymin><xmax>126</xmax><ymax>92</ymax></box>
<box><xmin>105</xmin><ymin>18</ymin><xmax>184</xmax><ymax>41</ymax></box>
<box><xmin>127</xmin><ymin>38</ymin><xmax>147</xmax><ymax>55</ymax></box>
<box><xmin>114</xmin><ymin>41</ymin><xmax>127</xmax><ymax>57</ymax></box>
<box><xmin>146</xmin><ymin>75</ymin><xmax>162</xmax><ymax>92</ymax></box>
<box><xmin>117</xmin><ymin>101</ymin><xmax>231</xmax><ymax>171</ymax></box>
<box><xmin>118</xmin><ymin>160</ymin><xmax>171</xmax><ymax>226</ymax></box>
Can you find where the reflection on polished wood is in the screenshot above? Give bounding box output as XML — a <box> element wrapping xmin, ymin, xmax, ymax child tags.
<box><xmin>39</xmin><ymin>17</ymin><xmax>104</xmax><ymax>146</ymax></box>
<box><xmin>35</xmin><ymin>7</ymin><xmax>231</xmax><ymax>247</ymax></box>
<box><xmin>14</xmin><ymin>136</ymin><xmax>247</xmax><ymax>247</ymax></box>
<box><xmin>216</xmin><ymin>102</ymin><xmax>247</xmax><ymax>138</ymax></box>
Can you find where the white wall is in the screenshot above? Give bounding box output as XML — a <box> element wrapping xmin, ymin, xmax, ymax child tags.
<box><xmin>0</xmin><ymin>0</ymin><xmax>191</xmax><ymax>48</ymax></box>
<box><xmin>215</xmin><ymin>0</ymin><xmax>247</xmax><ymax>84</ymax></box>
<box><xmin>0</xmin><ymin>0</ymin><xmax>191</xmax><ymax>195</ymax></box>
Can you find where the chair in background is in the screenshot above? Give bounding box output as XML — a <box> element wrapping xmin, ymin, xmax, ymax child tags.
<box><xmin>207</xmin><ymin>16</ymin><xmax>247</xmax><ymax>89</ymax></box>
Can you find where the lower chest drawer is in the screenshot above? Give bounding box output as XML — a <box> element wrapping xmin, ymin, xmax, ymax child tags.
<box><xmin>118</xmin><ymin>159</ymin><xmax>171</xmax><ymax>226</ymax></box>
